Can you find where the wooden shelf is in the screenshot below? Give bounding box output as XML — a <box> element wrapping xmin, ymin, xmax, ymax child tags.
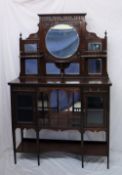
<box><xmin>17</xmin><ymin>139</ymin><xmax>107</xmax><ymax>156</ymax></box>
<box><xmin>17</xmin><ymin>139</ymin><xmax>81</xmax><ymax>154</ymax></box>
<box><xmin>84</xmin><ymin>141</ymin><xmax>107</xmax><ymax>156</ymax></box>
<box><xmin>84</xmin><ymin>127</ymin><xmax>107</xmax><ymax>132</ymax></box>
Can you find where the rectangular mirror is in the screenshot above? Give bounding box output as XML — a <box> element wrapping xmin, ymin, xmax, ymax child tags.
<box><xmin>88</xmin><ymin>58</ymin><xmax>102</xmax><ymax>74</ymax></box>
<box><xmin>25</xmin><ymin>59</ymin><xmax>38</xmax><ymax>75</ymax></box>
<box><xmin>88</xmin><ymin>42</ymin><xmax>102</xmax><ymax>51</ymax></box>
<box><xmin>64</xmin><ymin>63</ymin><xmax>80</xmax><ymax>75</ymax></box>
<box><xmin>24</xmin><ymin>43</ymin><xmax>37</xmax><ymax>53</ymax></box>
<box><xmin>46</xmin><ymin>63</ymin><xmax>60</xmax><ymax>74</ymax></box>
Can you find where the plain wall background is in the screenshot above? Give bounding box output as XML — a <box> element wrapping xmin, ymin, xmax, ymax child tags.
<box><xmin>0</xmin><ymin>0</ymin><xmax>122</xmax><ymax>155</ymax></box>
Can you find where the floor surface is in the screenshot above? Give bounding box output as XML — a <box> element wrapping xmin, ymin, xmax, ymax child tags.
<box><xmin>0</xmin><ymin>149</ymin><xmax>122</xmax><ymax>175</ymax></box>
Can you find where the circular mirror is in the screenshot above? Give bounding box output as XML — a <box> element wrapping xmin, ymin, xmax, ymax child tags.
<box><xmin>45</xmin><ymin>24</ymin><xmax>79</xmax><ymax>59</ymax></box>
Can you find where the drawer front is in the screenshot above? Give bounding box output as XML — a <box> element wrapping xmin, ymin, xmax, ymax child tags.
<box><xmin>11</xmin><ymin>86</ymin><xmax>36</xmax><ymax>92</ymax></box>
<box><xmin>83</xmin><ymin>86</ymin><xmax>108</xmax><ymax>93</ymax></box>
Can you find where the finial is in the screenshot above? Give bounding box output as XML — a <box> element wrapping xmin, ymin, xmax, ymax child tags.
<box><xmin>105</xmin><ymin>30</ymin><xmax>107</xmax><ymax>37</ymax></box>
<box><xmin>20</xmin><ymin>33</ymin><xmax>22</xmax><ymax>39</ymax></box>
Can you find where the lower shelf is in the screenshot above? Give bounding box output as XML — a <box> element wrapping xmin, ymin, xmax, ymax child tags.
<box><xmin>84</xmin><ymin>141</ymin><xmax>107</xmax><ymax>156</ymax></box>
<box><xmin>17</xmin><ymin>139</ymin><xmax>107</xmax><ymax>156</ymax></box>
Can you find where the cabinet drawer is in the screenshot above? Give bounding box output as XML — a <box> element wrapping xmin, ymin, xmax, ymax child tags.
<box><xmin>12</xmin><ymin>87</ymin><xmax>36</xmax><ymax>92</ymax></box>
<box><xmin>83</xmin><ymin>87</ymin><xmax>108</xmax><ymax>93</ymax></box>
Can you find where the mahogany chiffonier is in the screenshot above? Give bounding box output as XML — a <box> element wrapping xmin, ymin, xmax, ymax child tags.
<box><xmin>8</xmin><ymin>13</ymin><xmax>111</xmax><ymax>168</ymax></box>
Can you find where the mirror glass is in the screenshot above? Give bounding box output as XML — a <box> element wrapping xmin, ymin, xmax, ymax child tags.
<box><xmin>88</xmin><ymin>42</ymin><xmax>101</xmax><ymax>51</ymax></box>
<box><xmin>46</xmin><ymin>63</ymin><xmax>60</xmax><ymax>74</ymax></box>
<box><xmin>64</xmin><ymin>63</ymin><xmax>80</xmax><ymax>75</ymax></box>
<box><xmin>88</xmin><ymin>58</ymin><xmax>102</xmax><ymax>74</ymax></box>
<box><xmin>24</xmin><ymin>43</ymin><xmax>37</xmax><ymax>53</ymax></box>
<box><xmin>25</xmin><ymin>59</ymin><xmax>38</xmax><ymax>75</ymax></box>
<box><xmin>45</xmin><ymin>24</ymin><xmax>79</xmax><ymax>59</ymax></box>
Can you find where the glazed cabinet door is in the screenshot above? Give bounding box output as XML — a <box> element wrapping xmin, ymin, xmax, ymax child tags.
<box><xmin>37</xmin><ymin>88</ymin><xmax>81</xmax><ymax>129</ymax></box>
<box><xmin>84</xmin><ymin>93</ymin><xmax>107</xmax><ymax>128</ymax></box>
<box><xmin>12</xmin><ymin>90</ymin><xmax>36</xmax><ymax>126</ymax></box>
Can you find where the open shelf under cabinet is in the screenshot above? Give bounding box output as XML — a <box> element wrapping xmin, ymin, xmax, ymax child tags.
<box><xmin>17</xmin><ymin>139</ymin><xmax>107</xmax><ymax>156</ymax></box>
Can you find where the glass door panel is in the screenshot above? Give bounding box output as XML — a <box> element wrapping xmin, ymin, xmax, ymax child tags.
<box><xmin>49</xmin><ymin>89</ymin><xmax>81</xmax><ymax>112</ymax></box>
<box><xmin>87</xmin><ymin>110</ymin><xmax>104</xmax><ymax>125</ymax></box>
<box><xmin>37</xmin><ymin>88</ymin><xmax>81</xmax><ymax>129</ymax></box>
<box><xmin>17</xmin><ymin>109</ymin><xmax>33</xmax><ymax>122</ymax></box>
<box><xmin>37</xmin><ymin>92</ymin><xmax>49</xmax><ymax>111</ymax></box>
<box><xmin>15</xmin><ymin>93</ymin><xmax>34</xmax><ymax>123</ymax></box>
<box><xmin>85</xmin><ymin>96</ymin><xmax>105</xmax><ymax>127</ymax></box>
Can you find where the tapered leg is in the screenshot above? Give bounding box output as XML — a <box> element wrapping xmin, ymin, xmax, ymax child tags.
<box><xmin>21</xmin><ymin>129</ymin><xmax>24</xmax><ymax>152</ymax></box>
<box><xmin>107</xmin><ymin>154</ymin><xmax>109</xmax><ymax>169</ymax></box>
<box><xmin>36</xmin><ymin>130</ymin><xmax>40</xmax><ymax>166</ymax></box>
<box><xmin>12</xmin><ymin>128</ymin><xmax>17</xmax><ymax>164</ymax></box>
<box><xmin>21</xmin><ymin>129</ymin><xmax>23</xmax><ymax>140</ymax></box>
<box><xmin>81</xmin><ymin>154</ymin><xmax>84</xmax><ymax>168</ymax></box>
<box><xmin>80</xmin><ymin>89</ymin><xmax>84</xmax><ymax>168</ymax></box>
<box><xmin>81</xmin><ymin>140</ymin><xmax>84</xmax><ymax>168</ymax></box>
